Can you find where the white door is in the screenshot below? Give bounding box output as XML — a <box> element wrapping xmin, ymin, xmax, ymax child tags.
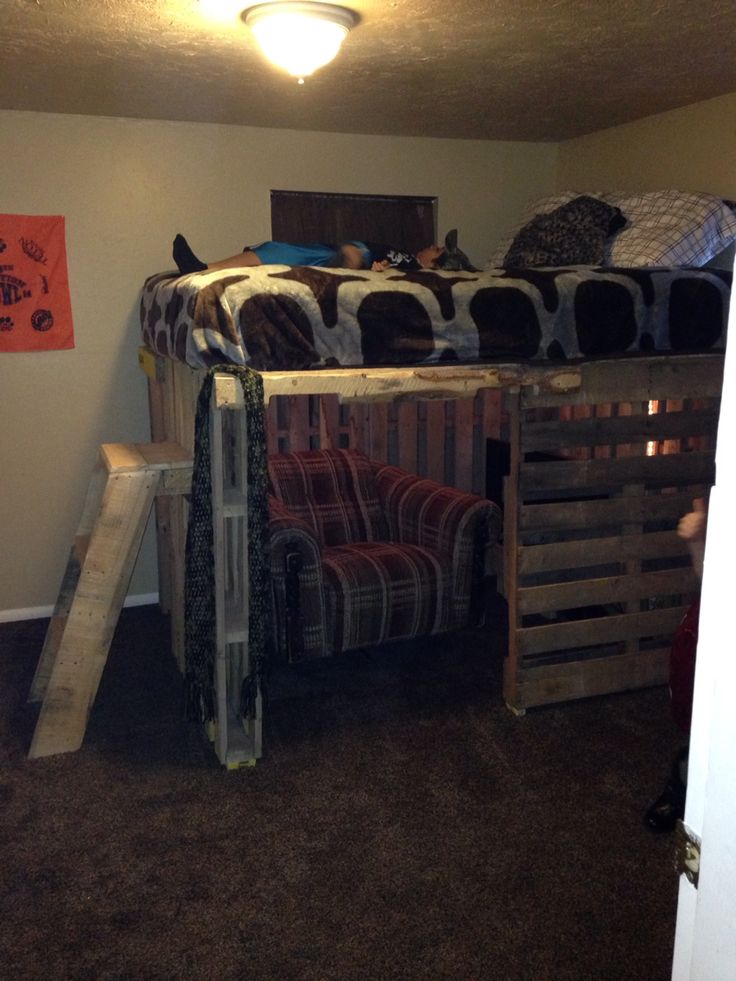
<box><xmin>671</xmin><ymin>285</ymin><xmax>736</xmax><ymax>980</ymax></box>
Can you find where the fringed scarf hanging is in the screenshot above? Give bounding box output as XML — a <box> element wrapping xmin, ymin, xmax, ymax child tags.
<box><xmin>183</xmin><ymin>364</ymin><xmax>270</xmax><ymax>723</ymax></box>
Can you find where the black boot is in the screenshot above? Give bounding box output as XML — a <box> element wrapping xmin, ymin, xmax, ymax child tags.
<box><xmin>644</xmin><ymin>747</ymin><xmax>688</xmax><ymax>834</ymax></box>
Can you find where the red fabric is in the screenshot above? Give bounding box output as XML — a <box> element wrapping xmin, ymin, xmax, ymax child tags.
<box><xmin>0</xmin><ymin>214</ymin><xmax>74</xmax><ymax>353</ymax></box>
<box><xmin>670</xmin><ymin>597</ymin><xmax>700</xmax><ymax>734</ymax></box>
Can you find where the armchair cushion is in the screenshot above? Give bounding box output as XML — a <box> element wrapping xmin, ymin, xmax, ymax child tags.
<box><xmin>268</xmin><ymin>449</ymin><xmax>388</xmax><ymax>546</ymax></box>
<box><xmin>323</xmin><ymin>542</ymin><xmax>450</xmax><ymax>653</ymax></box>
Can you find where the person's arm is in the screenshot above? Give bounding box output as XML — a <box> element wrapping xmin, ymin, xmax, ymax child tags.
<box><xmin>678</xmin><ymin>497</ymin><xmax>708</xmax><ymax>580</ymax></box>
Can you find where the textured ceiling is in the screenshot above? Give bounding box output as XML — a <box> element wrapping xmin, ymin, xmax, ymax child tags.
<box><xmin>3</xmin><ymin>0</ymin><xmax>736</xmax><ymax>141</ymax></box>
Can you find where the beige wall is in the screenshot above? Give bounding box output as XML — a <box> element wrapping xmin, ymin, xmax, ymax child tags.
<box><xmin>0</xmin><ymin>110</ymin><xmax>557</xmax><ymax>617</ymax></box>
<box><xmin>557</xmin><ymin>91</ymin><xmax>736</xmax><ymax>198</ymax></box>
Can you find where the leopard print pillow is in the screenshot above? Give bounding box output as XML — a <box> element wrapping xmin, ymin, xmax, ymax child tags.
<box><xmin>503</xmin><ymin>195</ymin><xmax>626</xmax><ymax>268</ymax></box>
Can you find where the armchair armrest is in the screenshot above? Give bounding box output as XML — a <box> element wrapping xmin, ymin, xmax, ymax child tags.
<box><xmin>268</xmin><ymin>495</ymin><xmax>328</xmax><ymax>661</ymax></box>
<box><xmin>373</xmin><ymin>465</ymin><xmax>502</xmax><ymax>625</ymax></box>
<box><xmin>373</xmin><ymin>465</ymin><xmax>502</xmax><ymax>553</ymax></box>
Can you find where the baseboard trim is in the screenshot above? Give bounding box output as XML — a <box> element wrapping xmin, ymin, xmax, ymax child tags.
<box><xmin>0</xmin><ymin>592</ymin><xmax>160</xmax><ymax>624</ymax></box>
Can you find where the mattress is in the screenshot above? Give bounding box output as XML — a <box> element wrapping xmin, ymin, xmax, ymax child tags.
<box><xmin>140</xmin><ymin>264</ymin><xmax>731</xmax><ymax>371</ymax></box>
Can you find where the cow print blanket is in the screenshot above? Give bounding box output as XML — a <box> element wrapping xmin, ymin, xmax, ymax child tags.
<box><xmin>140</xmin><ymin>264</ymin><xmax>731</xmax><ymax>371</ymax></box>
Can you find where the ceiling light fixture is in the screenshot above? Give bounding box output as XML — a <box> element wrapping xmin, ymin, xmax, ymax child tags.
<box><xmin>243</xmin><ymin>2</ymin><xmax>359</xmax><ymax>82</ymax></box>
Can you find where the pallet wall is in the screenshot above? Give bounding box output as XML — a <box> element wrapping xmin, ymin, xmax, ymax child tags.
<box><xmin>501</xmin><ymin>357</ymin><xmax>722</xmax><ymax>712</ymax></box>
<box><xmin>264</xmin><ymin>391</ymin><xmax>503</xmax><ymax>494</ymax></box>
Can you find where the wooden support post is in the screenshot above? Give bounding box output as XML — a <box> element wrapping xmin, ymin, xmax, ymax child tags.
<box><xmin>28</xmin><ymin>441</ymin><xmax>192</xmax><ymax>759</ymax></box>
<box><xmin>501</xmin><ymin>389</ymin><xmax>523</xmax><ymax>713</ymax></box>
<box><xmin>208</xmin><ymin>378</ymin><xmax>263</xmax><ymax>768</ymax></box>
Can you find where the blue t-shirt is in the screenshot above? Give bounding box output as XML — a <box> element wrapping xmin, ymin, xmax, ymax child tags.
<box><xmin>249</xmin><ymin>241</ymin><xmax>340</xmax><ymax>266</ymax></box>
<box><xmin>248</xmin><ymin>240</ymin><xmax>420</xmax><ymax>270</ymax></box>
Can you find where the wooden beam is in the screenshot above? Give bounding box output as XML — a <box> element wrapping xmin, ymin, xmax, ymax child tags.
<box><xmin>28</xmin><ymin>442</ymin><xmax>193</xmax><ymax>759</ymax></box>
<box><xmin>29</xmin><ymin>469</ymin><xmax>160</xmax><ymax>758</ymax></box>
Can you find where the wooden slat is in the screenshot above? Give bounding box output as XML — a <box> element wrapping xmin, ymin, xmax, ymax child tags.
<box><xmin>397</xmin><ymin>402</ymin><xmax>419</xmax><ymax>474</ymax></box>
<box><xmin>173</xmin><ymin>361</ymin><xmax>199</xmax><ymax>453</ymax></box>
<box><xmin>517</xmin><ymin>529</ymin><xmax>689</xmax><ymax>575</ymax></box>
<box><xmin>519</xmin><ymin>451</ymin><xmax>714</xmax><ymax>494</ymax></box>
<box><xmin>146</xmin><ymin>350</ymin><xmax>723</xmax><ymax>407</ymax></box>
<box><xmin>318</xmin><ymin>394</ymin><xmax>340</xmax><ymax>449</ymax></box>
<box><xmin>518</xmin><ymin>566</ymin><xmax>698</xmax><ymax>615</ymax></box>
<box><xmin>425</xmin><ymin>402</ymin><xmax>446</xmax><ymax>483</ymax></box>
<box><xmin>368</xmin><ymin>403</ymin><xmax>389</xmax><ymax>463</ymax></box>
<box><xmin>519</xmin><ymin>490</ymin><xmax>706</xmax><ymax>533</ymax></box>
<box><xmin>508</xmin><ymin>647</ymin><xmax>670</xmax><ymax>710</ymax></box>
<box><xmin>481</xmin><ymin>388</ymin><xmax>502</xmax><ymax>441</ymax></box>
<box><xmin>517</xmin><ymin>605</ymin><xmax>688</xmax><ymax>657</ymax></box>
<box><xmin>520</xmin><ymin>406</ymin><xmax>718</xmax><ymax>452</ymax></box>
<box><xmin>265</xmin><ymin>398</ymin><xmax>280</xmax><ymax>452</ymax></box>
<box><xmin>287</xmin><ymin>395</ymin><xmax>311</xmax><ymax>451</ymax></box>
<box><xmin>473</xmin><ymin>390</ymin><xmax>500</xmax><ymax>494</ymax></box>
<box><xmin>347</xmin><ymin>402</ymin><xmax>369</xmax><ymax>453</ymax></box>
<box><xmin>260</xmin><ymin>362</ymin><xmax>586</xmax><ymax>402</ymax></box>
<box><xmin>453</xmin><ymin>399</ymin><xmax>475</xmax><ymax>491</ymax></box>
<box><xmin>521</xmin><ymin>354</ymin><xmax>723</xmax><ymax>408</ymax></box>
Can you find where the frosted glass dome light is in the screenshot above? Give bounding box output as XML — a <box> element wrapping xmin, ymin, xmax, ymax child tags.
<box><xmin>244</xmin><ymin>2</ymin><xmax>359</xmax><ymax>80</ymax></box>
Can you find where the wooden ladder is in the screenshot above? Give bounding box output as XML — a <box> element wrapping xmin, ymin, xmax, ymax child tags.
<box><xmin>27</xmin><ymin>441</ymin><xmax>193</xmax><ymax>759</ymax></box>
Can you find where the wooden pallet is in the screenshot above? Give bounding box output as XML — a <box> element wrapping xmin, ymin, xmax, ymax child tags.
<box><xmin>500</xmin><ymin>356</ymin><xmax>722</xmax><ymax>712</ymax></box>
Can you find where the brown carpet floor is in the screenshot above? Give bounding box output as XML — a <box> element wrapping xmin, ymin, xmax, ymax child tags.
<box><xmin>1</xmin><ymin>601</ymin><xmax>683</xmax><ymax>981</ymax></box>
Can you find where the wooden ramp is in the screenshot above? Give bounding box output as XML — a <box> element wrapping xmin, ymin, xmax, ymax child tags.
<box><xmin>28</xmin><ymin>442</ymin><xmax>193</xmax><ymax>759</ymax></box>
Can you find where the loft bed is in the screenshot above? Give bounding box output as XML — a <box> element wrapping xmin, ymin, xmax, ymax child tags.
<box><xmin>134</xmin><ymin>190</ymin><xmax>735</xmax><ymax>767</ymax></box>
<box><xmin>141</xmin><ymin>262</ymin><xmax>729</xmax><ymax>372</ymax></box>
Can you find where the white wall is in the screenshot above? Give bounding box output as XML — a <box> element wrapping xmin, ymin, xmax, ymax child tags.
<box><xmin>0</xmin><ymin>110</ymin><xmax>557</xmax><ymax>616</ymax></box>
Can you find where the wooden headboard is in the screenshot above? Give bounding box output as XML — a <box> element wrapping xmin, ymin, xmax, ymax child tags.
<box><xmin>270</xmin><ymin>189</ymin><xmax>437</xmax><ymax>252</ymax></box>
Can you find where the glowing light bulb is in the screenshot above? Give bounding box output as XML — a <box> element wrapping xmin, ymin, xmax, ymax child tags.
<box><xmin>245</xmin><ymin>3</ymin><xmax>358</xmax><ymax>79</ymax></box>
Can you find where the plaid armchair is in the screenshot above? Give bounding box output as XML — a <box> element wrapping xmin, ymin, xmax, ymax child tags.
<box><xmin>267</xmin><ymin>449</ymin><xmax>502</xmax><ymax>661</ymax></box>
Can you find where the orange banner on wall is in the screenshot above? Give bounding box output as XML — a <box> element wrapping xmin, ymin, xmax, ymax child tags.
<box><xmin>0</xmin><ymin>214</ymin><xmax>75</xmax><ymax>353</ymax></box>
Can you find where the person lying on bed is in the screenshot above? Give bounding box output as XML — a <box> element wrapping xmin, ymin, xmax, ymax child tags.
<box><xmin>172</xmin><ymin>233</ymin><xmax>446</xmax><ymax>276</ymax></box>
